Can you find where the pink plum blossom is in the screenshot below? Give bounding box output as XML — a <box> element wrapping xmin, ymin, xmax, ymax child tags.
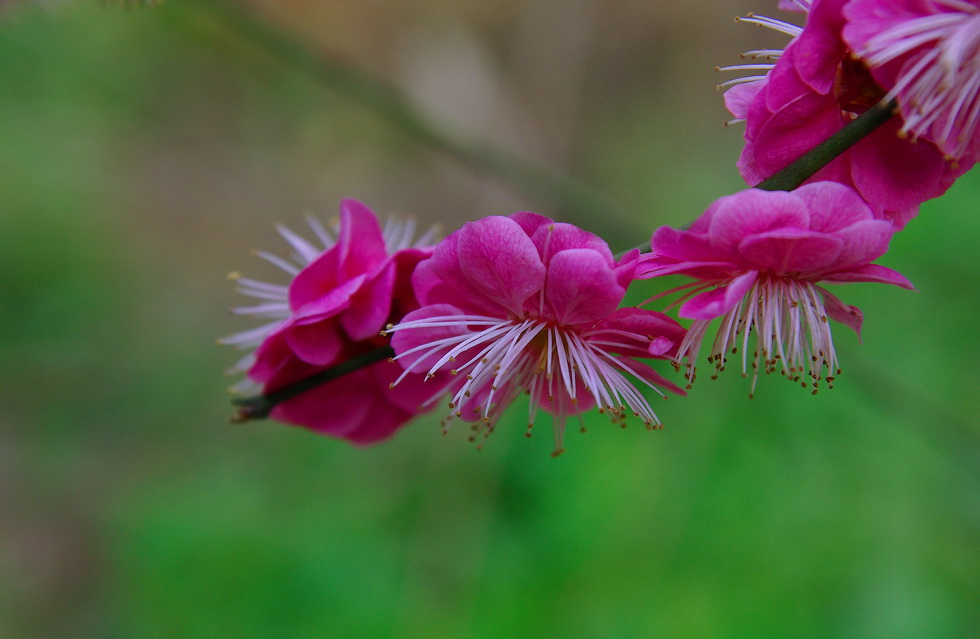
<box><xmin>718</xmin><ymin>0</ymin><xmax>973</xmax><ymax>226</ymax></box>
<box><xmin>221</xmin><ymin>199</ymin><xmax>446</xmax><ymax>445</ymax></box>
<box><xmin>383</xmin><ymin>213</ymin><xmax>686</xmax><ymax>456</ymax></box>
<box><xmin>843</xmin><ymin>0</ymin><xmax>980</xmax><ymax>163</ymax></box>
<box><xmin>635</xmin><ymin>183</ymin><xmax>915</xmax><ymax>396</ymax></box>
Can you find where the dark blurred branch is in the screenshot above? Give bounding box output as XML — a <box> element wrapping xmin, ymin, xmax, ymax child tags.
<box><xmin>756</xmin><ymin>98</ymin><xmax>898</xmax><ymax>192</ymax></box>
<box><xmin>179</xmin><ymin>0</ymin><xmax>632</xmax><ymax>236</ymax></box>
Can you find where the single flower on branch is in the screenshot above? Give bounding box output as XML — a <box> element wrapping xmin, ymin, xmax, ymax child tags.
<box><xmin>221</xmin><ymin>199</ymin><xmax>449</xmax><ymax>445</ymax></box>
<box><xmin>636</xmin><ymin>182</ymin><xmax>915</xmax><ymax>397</ymax></box>
<box><xmin>383</xmin><ymin>213</ymin><xmax>686</xmax><ymax>456</ymax></box>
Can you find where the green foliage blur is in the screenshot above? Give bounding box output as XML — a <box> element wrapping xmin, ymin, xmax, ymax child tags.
<box><xmin>1</xmin><ymin>1</ymin><xmax>976</xmax><ymax>637</ymax></box>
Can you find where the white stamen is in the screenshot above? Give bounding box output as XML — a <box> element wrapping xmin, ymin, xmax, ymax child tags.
<box><xmin>387</xmin><ymin>309</ymin><xmax>674</xmax><ymax>450</ymax></box>
<box><xmin>857</xmin><ymin>5</ymin><xmax>980</xmax><ymax>159</ymax></box>
<box><xmin>676</xmin><ymin>277</ymin><xmax>842</xmax><ymax>395</ymax></box>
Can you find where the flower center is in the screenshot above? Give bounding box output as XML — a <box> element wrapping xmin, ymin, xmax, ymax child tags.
<box><xmin>835</xmin><ymin>56</ymin><xmax>888</xmax><ymax>115</ymax></box>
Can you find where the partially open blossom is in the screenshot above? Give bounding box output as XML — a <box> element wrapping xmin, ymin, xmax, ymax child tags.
<box><xmin>718</xmin><ymin>0</ymin><xmax>974</xmax><ymax>226</ymax></box>
<box><xmin>221</xmin><ymin>199</ymin><xmax>445</xmax><ymax>445</ymax></box>
<box><xmin>383</xmin><ymin>213</ymin><xmax>686</xmax><ymax>456</ymax></box>
<box><xmin>636</xmin><ymin>183</ymin><xmax>915</xmax><ymax>396</ymax></box>
<box><xmin>843</xmin><ymin>0</ymin><xmax>980</xmax><ymax>163</ymax></box>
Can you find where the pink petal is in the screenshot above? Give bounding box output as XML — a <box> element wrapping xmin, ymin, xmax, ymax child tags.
<box><xmin>793</xmin><ymin>181</ymin><xmax>874</xmax><ymax>232</ymax></box>
<box><xmin>787</xmin><ymin>0</ymin><xmax>849</xmax><ymax>95</ymax></box>
<box><xmin>389</xmin><ymin>246</ymin><xmax>434</xmax><ymax>315</ymax></box>
<box><xmin>752</xmin><ymin>90</ymin><xmax>845</xmax><ymax>181</ymax></box>
<box><xmin>635</xmin><ymin>257</ymin><xmax>741</xmax><ymax>280</ymax></box>
<box><xmin>270</xmin><ymin>367</ymin><xmax>375</xmax><ymax>439</ymax></box>
<box><xmin>545</xmin><ymin>249</ymin><xmax>624</xmax><ymax>326</ymax></box>
<box><xmin>531</xmin><ymin>222</ymin><xmax>615</xmax><ymax>266</ymax></box>
<box><xmin>248</xmin><ymin>331</ymin><xmax>296</xmax><ymax>383</ymax></box>
<box><xmin>884</xmin><ymin>206</ymin><xmax>919</xmax><ymax>230</ymax></box>
<box><xmin>850</xmin><ymin>121</ymin><xmax>948</xmax><ymax>211</ymax></box>
<box><xmin>508</xmin><ymin>211</ymin><xmax>553</xmax><ymax>237</ymax></box>
<box><xmin>342</xmin><ymin>261</ymin><xmax>395</xmax><ymax>340</ymax></box>
<box><xmin>650</xmin><ymin>225</ymin><xmax>718</xmax><ymax>262</ymax></box>
<box><xmin>284</xmin><ymin>321</ymin><xmax>346</xmax><ymax>366</ymax></box>
<box><xmin>649</xmin><ymin>336</ymin><xmax>673</xmax><ymax>357</ymax></box>
<box><xmin>287</xmin><ymin>248</ymin><xmax>341</xmax><ymax>310</ymax></box>
<box><xmin>818</xmin><ymin>287</ymin><xmax>863</xmax><ymax>340</ymax></box>
<box><xmin>678</xmin><ymin>270</ymin><xmax>759</xmax><ymax>319</ymax></box>
<box><xmin>708</xmin><ymin>189</ymin><xmax>810</xmax><ymax>255</ymax></box>
<box><xmin>335</xmin><ymin>199</ymin><xmax>388</xmax><ymax>279</ymax></box>
<box><xmin>724</xmin><ymin>81</ymin><xmax>765</xmax><ymax>121</ymax></box>
<box><xmin>738</xmin><ymin>230</ymin><xmax>844</xmax><ymax>274</ymax></box>
<box><xmin>410</xmin><ymin>232</ymin><xmax>506</xmax><ymax>316</ymax></box>
<box><xmin>456</xmin><ymin>216</ymin><xmax>546</xmax><ymax>316</ymax></box>
<box><xmin>344</xmin><ymin>400</ymin><xmax>416</xmax><ymax>446</ymax></box>
<box><xmin>689</xmin><ymin>197</ymin><xmax>724</xmax><ymax>234</ymax></box>
<box><xmin>830</xmin><ymin>219</ymin><xmax>895</xmax><ymax>270</ymax></box>
<box><xmin>820</xmin><ymin>263</ymin><xmax>916</xmax><ymax>290</ymax></box>
<box><xmin>290</xmin><ymin>275</ymin><xmax>361</xmax><ymax>324</ymax></box>
<box><xmin>614</xmin><ymin>249</ymin><xmax>639</xmax><ymax>290</ymax></box>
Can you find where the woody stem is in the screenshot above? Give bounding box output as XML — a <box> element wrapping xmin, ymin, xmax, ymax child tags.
<box><xmin>230</xmin><ymin>346</ymin><xmax>395</xmax><ymax>423</ymax></box>
<box><xmin>756</xmin><ymin>98</ymin><xmax>899</xmax><ymax>192</ymax></box>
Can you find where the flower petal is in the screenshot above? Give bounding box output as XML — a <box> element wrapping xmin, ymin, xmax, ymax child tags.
<box><xmin>271</xmin><ymin>367</ymin><xmax>375</xmax><ymax>439</ymax></box>
<box><xmin>508</xmin><ymin>211</ymin><xmax>553</xmax><ymax>237</ymax></box>
<box><xmin>819</xmin><ymin>286</ymin><xmax>864</xmax><ymax>339</ymax></box>
<box><xmin>708</xmin><ymin>189</ymin><xmax>810</xmax><ymax>256</ymax></box>
<box><xmin>821</xmin><ymin>263</ymin><xmax>915</xmax><ymax>289</ymax></box>
<box><xmin>284</xmin><ymin>321</ymin><xmax>346</xmax><ymax>366</ymax></box>
<box><xmin>679</xmin><ymin>270</ymin><xmax>759</xmax><ymax>319</ymax></box>
<box><xmin>738</xmin><ymin>230</ymin><xmax>844</xmax><ymax>273</ymax></box>
<box><xmin>724</xmin><ymin>80</ymin><xmax>765</xmax><ymax>121</ymax></box>
<box><xmin>650</xmin><ymin>225</ymin><xmax>718</xmax><ymax>262</ymax></box>
<box><xmin>336</xmin><ymin>199</ymin><xmax>388</xmax><ymax>278</ymax></box>
<box><xmin>411</xmin><ymin>231</ymin><xmax>506</xmax><ymax>315</ymax></box>
<box><xmin>456</xmin><ymin>216</ymin><xmax>546</xmax><ymax>316</ymax></box>
<box><xmin>342</xmin><ymin>262</ymin><xmax>395</xmax><ymax>340</ymax></box>
<box><xmin>614</xmin><ymin>249</ymin><xmax>639</xmax><ymax>290</ymax></box>
<box><xmin>290</xmin><ymin>275</ymin><xmax>362</xmax><ymax>324</ymax></box>
<box><xmin>830</xmin><ymin>219</ymin><xmax>895</xmax><ymax>270</ymax></box>
<box><xmin>545</xmin><ymin>249</ymin><xmax>624</xmax><ymax>326</ymax></box>
<box><xmin>793</xmin><ymin>181</ymin><xmax>874</xmax><ymax>232</ymax></box>
<box><xmin>287</xmin><ymin>247</ymin><xmax>341</xmax><ymax>310</ymax></box>
<box><xmin>531</xmin><ymin>222</ymin><xmax>615</xmax><ymax>266</ymax></box>
<box><xmin>851</xmin><ymin>121</ymin><xmax>949</xmax><ymax>211</ymax></box>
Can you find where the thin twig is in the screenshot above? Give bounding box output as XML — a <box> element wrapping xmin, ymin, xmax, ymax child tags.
<box><xmin>757</xmin><ymin>98</ymin><xmax>898</xmax><ymax>191</ymax></box>
<box><xmin>231</xmin><ymin>346</ymin><xmax>395</xmax><ymax>422</ymax></box>
<box><xmin>180</xmin><ymin>0</ymin><xmax>632</xmax><ymax>235</ymax></box>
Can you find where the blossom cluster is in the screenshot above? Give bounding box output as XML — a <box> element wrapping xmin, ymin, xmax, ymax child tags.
<box><xmin>222</xmin><ymin>0</ymin><xmax>977</xmax><ymax>454</ymax></box>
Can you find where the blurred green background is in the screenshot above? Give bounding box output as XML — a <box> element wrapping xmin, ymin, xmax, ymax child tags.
<box><xmin>1</xmin><ymin>1</ymin><xmax>977</xmax><ymax>637</ymax></box>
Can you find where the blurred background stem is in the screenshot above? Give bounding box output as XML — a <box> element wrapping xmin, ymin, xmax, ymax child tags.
<box><xmin>177</xmin><ymin>0</ymin><xmax>634</xmax><ymax>236</ymax></box>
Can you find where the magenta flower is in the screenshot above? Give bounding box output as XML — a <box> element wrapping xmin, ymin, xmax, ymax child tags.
<box><xmin>221</xmin><ymin>199</ymin><xmax>445</xmax><ymax>445</ymax></box>
<box><xmin>719</xmin><ymin>0</ymin><xmax>973</xmax><ymax>226</ymax></box>
<box><xmin>636</xmin><ymin>183</ymin><xmax>915</xmax><ymax>396</ymax></box>
<box><xmin>843</xmin><ymin>0</ymin><xmax>980</xmax><ymax>163</ymax></box>
<box><xmin>383</xmin><ymin>213</ymin><xmax>686</xmax><ymax>456</ymax></box>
